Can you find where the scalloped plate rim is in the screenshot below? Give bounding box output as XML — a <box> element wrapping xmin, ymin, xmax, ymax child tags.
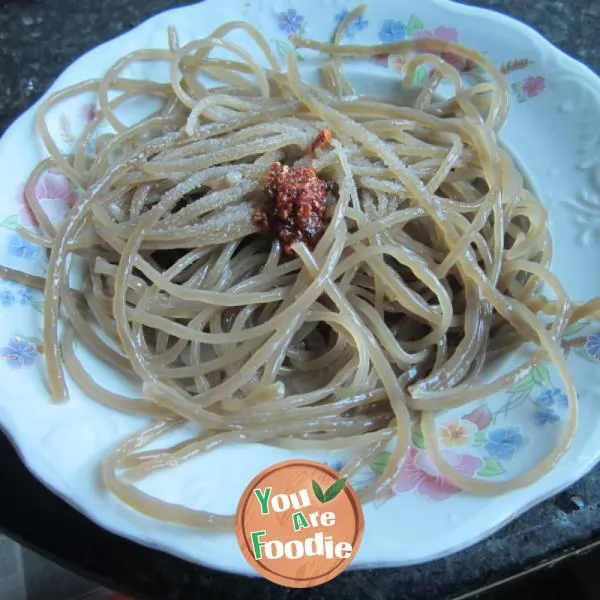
<box><xmin>0</xmin><ymin>0</ymin><xmax>599</xmax><ymax>575</ymax></box>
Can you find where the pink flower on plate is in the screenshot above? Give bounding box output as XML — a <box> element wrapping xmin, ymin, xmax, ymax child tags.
<box><xmin>413</xmin><ymin>26</ymin><xmax>475</xmax><ymax>72</ymax></box>
<box><xmin>414</xmin><ymin>26</ymin><xmax>458</xmax><ymax>42</ymax></box>
<box><xmin>463</xmin><ymin>404</ymin><xmax>493</xmax><ymax>430</ymax></box>
<box><xmin>521</xmin><ymin>76</ymin><xmax>545</xmax><ymax>98</ymax></box>
<box><xmin>16</xmin><ymin>169</ymin><xmax>79</xmax><ymax>228</ymax></box>
<box><xmin>394</xmin><ymin>447</ymin><xmax>483</xmax><ymax>501</ymax></box>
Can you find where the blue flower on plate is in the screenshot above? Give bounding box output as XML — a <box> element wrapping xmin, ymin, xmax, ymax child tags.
<box><xmin>584</xmin><ymin>334</ymin><xmax>600</xmax><ymax>362</ymax></box>
<box><xmin>328</xmin><ymin>460</ymin><xmax>345</xmax><ymax>472</ymax></box>
<box><xmin>535</xmin><ymin>407</ymin><xmax>560</xmax><ymax>426</ymax></box>
<box><xmin>277</xmin><ymin>9</ymin><xmax>304</xmax><ymax>35</ymax></box>
<box><xmin>334</xmin><ymin>10</ymin><xmax>369</xmax><ymax>40</ymax></box>
<box><xmin>536</xmin><ymin>388</ymin><xmax>568</xmax><ymax>410</ymax></box>
<box><xmin>484</xmin><ymin>426</ymin><xmax>526</xmax><ymax>460</ymax></box>
<box><xmin>17</xmin><ymin>287</ymin><xmax>36</xmax><ymax>305</ymax></box>
<box><xmin>378</xmin><ymin>19</ymin><xmax>406</xmax><ymax>42</ymax></box>
<box><xmin>0</xmin><ymin>337</ymin><xmax>38</xmax><ymax>368</ymax></box>
<box><xmin>7</xmin><ymin>234</ymin><xmax>40</xmax><ymax>260</ymax></box>
<box><xmin>0</xmin><ymin>290</ymin><xmax>15</xmax><ymax>307</ymax></box>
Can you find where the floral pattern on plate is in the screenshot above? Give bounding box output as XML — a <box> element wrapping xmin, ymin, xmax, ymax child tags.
<box><xmin>331</xmin><ymin>319</ymin><xmax>600</xmax><ymax>504</ymax></box>
<box><xmin>6</xmin><ymin>234</ymin><xmax>41</xmax><ymax>261</ymax></box>
<box><xmin>0</xmin><ymin>336</ymin><xmax>43</xmax><ymax>369</ymax></box>
<box><xmin>0</xmin><ymin>281</ymin><xmax>42</xmax><ymax>313</ymax></box>
<box><xmin>326</xmin><ymin>8</ymin><xmax>548</xmax><ymax>100</ymax></box>
<box><xmin>0</xmin><ymin>0</ymin><xmax>599</xmax><ymax>575</ymax></box>
<box><xmin>0</xmin><ymin>0</ymin><xmax>587</xmax><ymax>510</ymax></box>
<box><xmin>335</xmin><ymin>10</ymin><xmax>369</xmax><ymax>41</ymax></box>
<box><xmin>14</xmin><ymin>168</ymin><xmax>79</xmax><ymax>230</ymax></box>
<box><xmin>1</xmin><ymin>167</ymin><xmax>81</xmax><ymax>237</ymax></box>
<box><xmin>273</xmin><ymin>8</ymin><xmax>306</xmax><ymax>62</ymax></box>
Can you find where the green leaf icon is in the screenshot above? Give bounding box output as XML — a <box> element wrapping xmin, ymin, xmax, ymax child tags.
<box><xmin>312</xmin><ymin>479</ymin><xmax>325</xmax><ymax>503</ymax></box>
<box><xmin>313</xmin><ymin>478</ymin><xmax>348</xmax><ymax>503</ymax></box>
<box><xmin>323</xmin><ymin>477</ymin><xmax>348</xmax><ymax>502</ymax></box>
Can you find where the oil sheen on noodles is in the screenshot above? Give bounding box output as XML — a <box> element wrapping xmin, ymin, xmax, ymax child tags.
<box><xmin>2</xmin><ymin>6</ymin><xmax>598</xmax><ymax>531</ymax></box>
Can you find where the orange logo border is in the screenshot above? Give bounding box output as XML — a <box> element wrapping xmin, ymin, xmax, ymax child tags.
<box><xmin>235</xmin><ymin>459</ymin><xmax>364</xmax><ymax>588</ymax></box>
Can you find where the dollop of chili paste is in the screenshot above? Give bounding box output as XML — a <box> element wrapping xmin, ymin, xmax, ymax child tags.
<box><xmin>253</xmin><ymin>162</ymin><xmax>331</xmax><ymax>255</ymax></box>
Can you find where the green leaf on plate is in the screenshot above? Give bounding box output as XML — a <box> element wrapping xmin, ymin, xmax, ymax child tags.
<box><xmin>273</xmin><ymin>39</ymin><xmax>304</xmax><ymax>62</ymax></box>
<box><xmin>19</xmin><ymin>335</ymin><xmax>41</xmax><ymax>344</ymax></box>
<box><xmin>274</xmin><ymin>39</ymin><xmax>292</xmax><ymax>56</ymax></box>
<box><xmin>508</xmin><ymin>372</ymin><xmax>535</xmax><ymax>393</ymax></box>
<box><xmin>31</xmin><ymin>302</ymin><xmax>44</xmax><ymax>314</ymax></box>
<box><xmin>511</xmin><ymin>81</ymin><xmax>527</xmax><ymax>103</ymax></box>
<box><xmin>562</xmin><ymin>320</ymin><xmax>590</xmax><ymax>338</ymax></box>
<box><xmin>322</xmin><ymin>477</ymin><xmax>347</xmax><ymax>502</ymax></box>
<box><xmin>574</xmin><ymin>347</ymin><xmax>595</xmax><ymax>363</ymax></box>
<box><xmin>477</xmin><ymin>456</ymin><xmax>505</xmax><ymax>477</ymax></box>
<box><xmin>406</xmin><ymin>15</ymin><xmax>424</xmax><ymax>35</ymax></box>
<box><xmin>412</xmin><ymin>65</ymin><xmax>428</xmax><ymax>86</ymax></box>
<box><xmin>312</xmin><ymin>479</ymin><xmax>325</xmax><ymax>503</ymax></box>
<box><xmin>531</xmin><ymin>364</ymin><xmax>551</xmax><ymax>387</ymax></box>
<box><xmin>473</xmin><ymin>431</ymin><xmax>487</xmax><ymax>446</ymax></box>
<box><xmin>412</xmin><ymin>422</ymin><xmax>426</xmax><ymax>448</ymax></box>
<box><xmin>1</xmin><ymin>215</ymin><xmax>19</xmax><ymax>231</ymax></box>
<box><xmin>371</xmin><ymin>451</ymin><xmax>392</xmax><ymax>474</ymax></box>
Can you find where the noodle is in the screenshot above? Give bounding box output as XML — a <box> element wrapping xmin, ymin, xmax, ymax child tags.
<box><xmin>1</xmin><ymin>13</ymin><xmax>595</xmax><ymax>531</ymax></box>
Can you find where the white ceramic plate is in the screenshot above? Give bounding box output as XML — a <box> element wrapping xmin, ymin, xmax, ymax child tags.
<box><xmin>1</xmin><ymin>0</ymin><xmax>600</xmax><ymax>575</ymax></box>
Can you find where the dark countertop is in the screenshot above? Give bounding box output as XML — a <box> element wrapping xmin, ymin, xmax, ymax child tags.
<box><xmin>0</xmin><ymin>0</ymin><xmax>598</xmax><ymax>134</ymax></box>
<box><xmin>0</xmin><ymin>1</ymin><xmax>599</xmax><ymax>599</ymax></box>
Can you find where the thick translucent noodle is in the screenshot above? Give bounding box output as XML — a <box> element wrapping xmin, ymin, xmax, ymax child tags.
<box><xmin>2</xmin><ymin>12</ymin><xmax>598</xmax><ymax>532</ymax></box>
